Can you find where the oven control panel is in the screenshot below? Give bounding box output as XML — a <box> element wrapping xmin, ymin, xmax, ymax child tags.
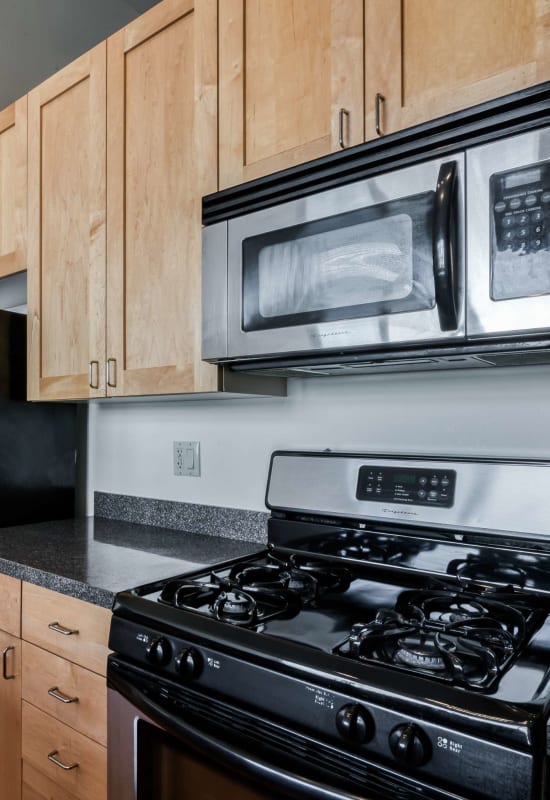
<box><xmin>491</xmin><ymin>161</ymin><xmax>550</xmax><ymax>257</ymax></box>
<box><xmin>356</xmin><ymin>466</ymin><xmax>456</xmax><ymax>508</ymax></box>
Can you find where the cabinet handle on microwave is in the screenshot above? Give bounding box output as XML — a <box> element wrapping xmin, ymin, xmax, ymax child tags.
<box><xmin>1</xmin><ymin>646</ymin><xmax>15</xmax><ymax>680</ymax></box>
<box><xmin>89</xmin><ymin>360</ymin><xmax>99</xmax><ymax>389</ymax></box>
<box><xmin>48</xmin><ymin>621</ymin><xmax>79</xmax><ymax>636</ymax></box>
<box><xmin>106</xmin><ymin>358</ymin><xmax>117</xmax><ymax>388</ymax></box>
<box><xmin>48</xmin><ymin>750</ymin><xmax>79</xmax><ymax>771</ymax></box>
<box><xmin>338</xmin><ymin>108</ymin><xmax>349</xmax><ymax>149</ymax></box>
<box><xmin>375</xmin><ymin>93</ymin><xmax>385</xmax><ymax>136</ymax></box>
<box><xmin>48</xmin><ymin>686</ymin><xmax>79</xmax><ymax>704</ymax></box>
<box><xmin>433</xmin><ymin>160</ymin><xmax>459</xmax><ymax>331</ymax></box>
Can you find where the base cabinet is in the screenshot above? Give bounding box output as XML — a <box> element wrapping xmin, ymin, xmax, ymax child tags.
<box><xmin>0</xmin><ymin>630</ymin><xmax>22</xmax><ymax>800</ymax></box>
<box><xmin>20</xmin><ymin>583</ymin><xmax>110</xmax><ymax>800</ymax></box>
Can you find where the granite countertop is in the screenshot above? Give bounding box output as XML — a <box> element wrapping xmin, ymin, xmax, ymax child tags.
<box><xmin>0</xmin><ymin>517</ymin><xmax>263</xmax><ymax>608</ymax></box>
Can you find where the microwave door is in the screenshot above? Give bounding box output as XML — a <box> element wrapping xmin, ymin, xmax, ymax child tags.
<box><xmin>225</xmin><ymin>155</ymin><xmax>465</xmax><ymax>361</ymax></box>
<box><xmin>467</xmin><ymin>127</ymin><xmax>550</xmax><ymax>338</ymax></box>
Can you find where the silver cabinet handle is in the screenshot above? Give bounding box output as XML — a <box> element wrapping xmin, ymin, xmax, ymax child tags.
<box><xmin>106</xmin><ymin>357</ymin><xmax>117</xmax><ymax>388</ymax></box>
<box><xmin>338</xmin><ymin>108</ymin><xmax>350</xmax><ymax>149</ymax></box>
<box><xmin>1</xmin><ymin>646</ymin><xmax>15</xmax><ymax>680</ymax></box>
<box><xmin>48</xmin><ymin>686</ymin><xmax>79</xmax><ymax>704</ymax></box>
<box><xmin>89</xmin><ymin>360</ymin><xmax>99</xmax><ymax>389</ymax></box>
<box><xmin>48</xmin><ymin>750</ymin><xmax>79</xmax><ymax>771</ymax></box>
<box><xmin>375</xmin><ymin>93</ymin><xmax>385</xmax><ymax>136</ymax></box>
<box><xmin>48</xmin><ymin>622</ymin><xmax>79</xmax><ymax>636</ymax></box>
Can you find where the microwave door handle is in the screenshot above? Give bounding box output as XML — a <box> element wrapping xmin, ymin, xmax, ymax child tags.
<box><xmin>109</xmin><ymin>669</ymin><xmax>361</xmax><ymax>800</ymax></box>
<box><xmin>433</xmin><ymin>160</ymin><xmax>459</xmax><ymax>331</ymax></box>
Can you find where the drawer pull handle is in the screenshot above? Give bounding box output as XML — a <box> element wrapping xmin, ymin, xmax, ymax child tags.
<box><xmin>48</xmin><ymin>622</ymin><xmax>79</xmax><ymax>636</ymax></box>
<box><xmin>48</xmin><ymin>750</ymin><xmax>79</xmax><ymax>771</ymax></box>
<box><xmin>1</xmin><ymin>646</ymin><xmax>15</xmax><ymax>680</ymax></box>
<box><xmin>48</xmin><ymin>686</ymin><xmax>79</xmax><ymax>704</ymax></box>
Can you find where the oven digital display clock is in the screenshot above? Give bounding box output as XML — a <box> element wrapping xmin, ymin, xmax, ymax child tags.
<box><xmin>356</xmin><ymin>466</ymin><xmax>456</xmax><ymax>508</ymax></box>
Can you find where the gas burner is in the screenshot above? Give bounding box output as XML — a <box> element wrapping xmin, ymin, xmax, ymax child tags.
<box><xmin>212</xmin><ymin>589</ymin><xmax>257</xmax><ymax>626</ymax></box>
<box><xmin>335</xmin><ymin>584</ymin><xmax>544</xmax><ymax>690</ymax></box>
<box><xmin>313</xmin><ymin>530</ymin><xmax>428</xmax><ymax>563</ymax></box>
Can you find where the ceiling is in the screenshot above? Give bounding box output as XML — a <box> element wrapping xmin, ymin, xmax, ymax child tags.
<box><xmin>0</xmin><ymin>0</ymin><xmax>161</xmax><ymax>108</ymax></box>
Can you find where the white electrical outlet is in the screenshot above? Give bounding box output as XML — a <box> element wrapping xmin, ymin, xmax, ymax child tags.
<box><xmin>173</xmin><ymin>441</ymin><xmax>200</xmax><ymax>477</ymax></box>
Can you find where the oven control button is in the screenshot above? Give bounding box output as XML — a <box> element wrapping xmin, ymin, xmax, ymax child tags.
<box><xmin>175</xmin><ymin>648</ymin><xmax>203</xmax><ymax>680</ymax></box>
<box><xmin>145</xmin><ymin>637</ymin><xmax>171</xmax><ymax>666</ymax></box>
<box><xmin>335</xmin><ymin>704</ymin><xmax>374</xmax><ymax>745</ymax></box>
<box><xmin>389</xmin><ymin>723</ymin><xmax>431</xmax><ymax>767</ymax></box>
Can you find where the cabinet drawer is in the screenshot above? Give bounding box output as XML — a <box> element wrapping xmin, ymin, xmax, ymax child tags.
<box><xmin>22</xmin><ymin>641</ymin><xmax>107</xmax><ymax>745</ymax></box>
<box><xmin>23</xmin><ymin>761</ymin><xmax>79</xmax><ymax>800</ymax></box>
<box><xmin>22</xmin><ymin>702</ymin><xmax>106</xmax><ymax>800</ymax></box>
<box><xmin>22</xmin><ymin>583</ymin><xmax>110</xmax><ymax>675</ymax></box>
<box><xmin>0</xmin><ymin>573</ymin><xmax>21</xmax><ymax>637</ymax></box>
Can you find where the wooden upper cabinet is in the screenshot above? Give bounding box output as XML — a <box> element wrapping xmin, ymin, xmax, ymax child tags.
<box><xmin>218</xmin><ymin>0</ymin><xmax>364</xmax><ymax>189</ymax></box>
<box><xmin>27</xmin><ymin>45</ymin><xmax>107</xmax><ymax>401</ymax></box>
<box><xmin>0</xmin><ymin>97</ymin><xmax>27</xmax><ymax>279</ymax></box>
<box><xmin>106</xmin><ymin>0</ymin><xmax>219</xmax><ymax>396</ymax></box>
<box><xmin>365</xmin><ymin>0</ymin><xmax>550</xmax><ymax>139</ymax></box>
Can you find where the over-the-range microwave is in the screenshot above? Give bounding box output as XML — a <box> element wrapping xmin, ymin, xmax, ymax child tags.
<box><xmin>202</xmin><ymin>83</ymin><xmax>550</xmax><ymax>376</ymax></box>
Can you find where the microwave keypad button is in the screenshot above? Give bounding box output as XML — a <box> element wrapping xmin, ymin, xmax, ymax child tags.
<box><xmin>503</xmin><ymin>230</ymin><xmax>515</xmax><ymax>243</ymax></box>
<box><xmin>441</xmin><ymin>477</ymin><xmax>450</xmax><ymax>487</ymax></box>
<box><xmin>418</xmin><ymin>476</ymin><xmax>428</xmax><ymax>487</ymax></box>
<box><xmin>417</xmin><ymin>490</ymin><xmax>427</xmax><ymax>500</ymax></box>
<box><xmin>430</xmin><ymin>477</ymin><xmax>439</xmax><ymax>487</ymax></box>
<box><xmin>518</xmin><ymin>241</ymin><xmax>528</xmax><ymax>252</ymax></box>
<box><xmin>533</xmin><ymin>210</ymin><xmax>544</xmax><ymax>222</ymax></box>
<box><xmin>428</xmin><ymin>490</ymin><xmax>439</xmax><ymax>499</ymax></box>
<box><xmin>519</xmin><ymin>213</ymin><xmax>530</xmax><ymax>225</ymax></box>
<box><xmin>541</xmin><ymin>191</ymin><xmax>550</xmax><ymax>203</ymax></box>
<box><xmin>518</xmin><ymin>227</ymin><xmax>529</xmax><ymax>238</ymax></box>
<box><xmin>509</xmin><ymin>197</ymin><xmax>522</xmax><ymax>210</ymax></box>
<box><xmin>534</xmin><ymin>224</ymin><xmax>544</xmax><ymax>235</ymax></box>
<box><xmin>534</xmin><ymin>238</ymin><xmax>544</xmax><ymax>249</ymax></box>
<box><xmin>502</xmin><ymin>215</ymin><xmax>515</xmax><ymax>228</ymax></box>
<box><xmin>494</xmin><ymin>201</ymin><xmax>506</xmax><ymax>213</ymax></box>
<box><xmin>525</xmin><ymin>195</ymin><xmax>538</xmax><ymax>207</ymax></box>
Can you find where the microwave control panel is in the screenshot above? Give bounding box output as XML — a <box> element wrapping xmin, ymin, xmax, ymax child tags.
<box><xmin>356</xmin><ymin>466</ymin><xmax>456</xmax><ymax>508</ymax></box>
<box><xmin>490</xmin><ymin>159</ymin><xmax>550</xmax><ymax>301</ymax></box>
<box><xmin>491</xmin><ymin>161</ymin><xmax>550</xmax><ymax>256</ymax></box>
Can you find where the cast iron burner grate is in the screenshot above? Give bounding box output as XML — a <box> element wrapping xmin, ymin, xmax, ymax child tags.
<box><xmin>335</xmin><ymin>584</ymin><xmax>546</xmax><ymax>691</ymax></box>
<box><xmin>157</xmin><ymin>554</ymin><xmax>351</xmax><ymax>627</ymax></box>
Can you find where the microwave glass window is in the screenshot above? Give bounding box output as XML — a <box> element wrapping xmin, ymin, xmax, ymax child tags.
<box><xmin>257</xmin><ymin>214</ymin><xmax>414</xmax><ymax>318</ymax></box>
<box><xmin>242</xmin><ymin>193</ymin><xmax>436</xmax><ymax>332</ymax></box>
<box><xmin>490</xmin><ymin>161</ymin><xmax>550</xmax><ymax>302</ymax></box>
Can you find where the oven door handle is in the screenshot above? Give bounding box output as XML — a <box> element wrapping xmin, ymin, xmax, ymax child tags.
<box><xmin>433</xmin><ymin>160</ymin><xmax>459</xmax><ymax>331</ymax></box>
<box><xmin>110</xmin><ymin>669</ymin><xmax>365</xmax><ymax>800</ymax></box>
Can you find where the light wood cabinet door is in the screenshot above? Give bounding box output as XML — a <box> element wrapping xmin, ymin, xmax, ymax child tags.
<box><xmin>218</xmin><ymin>0</ymin><xmax>364</xmax><ymax>189</ymax></box>
<box><xmin>365</xmin><ymin>0</ymin><xmax>550</xmax><ymax>139</ymax></box>
<box><xmin>0</xmin><ymin>573</ymin><xmax>21</xmax><ymax>638</ymax></box>
<box><xmin>0</xmin><ymin>97</ymin><xmax>26</xmax><ymax>279</ymax></box>
<box><xmin>0</xmin><ymin>632</ymin><xmax>21</xmax><ymax>800</ymax></box>
<box><xmin>27</xmin><ymin>44</ymin><xmax>107</xmax><ymax>401</ymax></box>
<box><xmin>106</xmin><ymin>0</ymin><xmax>219</xmax><ymax>397</ymax></box>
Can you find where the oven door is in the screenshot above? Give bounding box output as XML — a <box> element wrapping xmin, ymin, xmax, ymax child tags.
<box><xmin>204</xmin><ymin>156</ymin><xmax>465</xmax><ymax>362</ymax></box>
<box><xmin>108</xmin><ymin>659</ymin><xmax>365</xmax><ymax>800</ymax></box>
<box><xmin>467</xmin><ymin>127</ymin><xmax>550</xmax><ymax>337</ymax></box>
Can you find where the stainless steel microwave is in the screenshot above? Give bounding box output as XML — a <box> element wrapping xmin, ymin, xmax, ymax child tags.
<box><xmin>202</xmin><ymin>91</ymin><xmax>550</xmax><ymax>376</ymax></box>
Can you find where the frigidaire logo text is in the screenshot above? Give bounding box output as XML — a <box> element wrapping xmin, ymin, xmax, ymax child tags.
<box><xmin>382</xmin><ymin>508</ymin><xmax>419</xmax><ymax>517</ymax></box>
<box><xmin>312</xmin><ymin>330</ymin><xmax>351</xmax><ymax>338</ymax></box>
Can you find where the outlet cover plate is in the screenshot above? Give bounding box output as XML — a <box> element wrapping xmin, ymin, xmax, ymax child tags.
<box><xmin>173</xmin><ymin>441</ymin><xmax>200</xmax><ymax>477</ymax></box>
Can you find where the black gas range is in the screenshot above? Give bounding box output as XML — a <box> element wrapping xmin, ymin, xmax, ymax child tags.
<box><xmin>107</xmin><ymin>453</ymin><xmax>550</xmax><ymax>800</ymax></box>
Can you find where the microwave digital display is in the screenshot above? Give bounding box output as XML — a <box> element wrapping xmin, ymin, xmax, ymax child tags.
<box><xmin>504</xmin><ymin>168</ymin><xmax>541</xmax><ymax>190</ymax></box>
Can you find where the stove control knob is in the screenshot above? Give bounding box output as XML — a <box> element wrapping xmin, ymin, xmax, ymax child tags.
<box><xmin>175</xmin><ymin>648</ymin><xmax>203</xmax><ymax>680</ymax></box>
<box><xmin>389</xmin><ymin>723</ymin><xmax>431</xmax><ymax>767</ymax></box>
<box><xmin>335</xmin><ymin>704</ymin><xmax>374</xmax><ymax>744</ymax></box>
<box><xmin>145</xmin><ymin>637</ymin><xmax>171</xmax><ymax>666</ymax></box>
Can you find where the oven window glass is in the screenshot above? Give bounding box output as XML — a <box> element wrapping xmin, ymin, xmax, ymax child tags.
<box><xmin>490</xmin><ymin>161</ymin><xmax>550</xmax><ymax>301</ymax></box>
<box><xmin>136</xmin><ymin>720</ymin><xmax>288</xmax><ymax>800</ymax></box>
<box><xmin>242</xmin><ymin>192</ymin><xmax>435</xmax><ymax>332</ymax></box>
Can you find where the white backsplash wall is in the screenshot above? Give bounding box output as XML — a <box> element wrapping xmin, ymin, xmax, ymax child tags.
<box><xmin>89</xmin><ymin>367</ymin><xmax>550</xmax><ymax>514</ymax></box>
